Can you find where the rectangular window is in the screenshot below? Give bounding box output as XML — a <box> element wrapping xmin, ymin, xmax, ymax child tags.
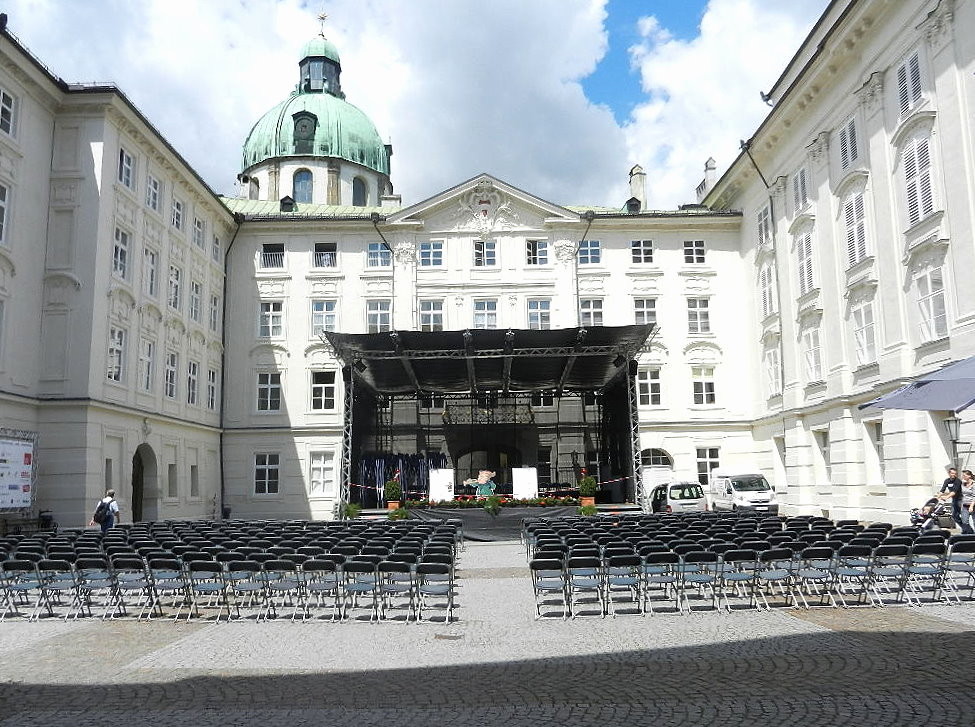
<box><xmin>138</xmin><ymin>338</ymin><xmax>154</xmax><ymax>392</ymax></box>
<box><xmin>189</xmin><ymin>281</ymin><xmax>202</xmax><ymax>323</ymax></box>
<box><xmin>212</xmin><ymin>235</ymin><xmax>222</xmax><ymax>262</ymax></box>
<box><xmin>186</xmin><ymin>360</ymin><xmax>199</xmax><ymax>405</ymax></box>
<box><xmin>473</xmin><ymin>299</ymin><xmax>497</xmax><ymax>329</ymax></box>
<box><xmin>190</xmin><ymin>463</ymin><xmax>199</xmax><ymax>498</ymax></box>
<box><xmin>420</xmin><ymin>394</ymin><xmax>445</xmax><ymax>410</ymax></box>
<box><xmin>171</xmin><ymin>198</ymin><xmax>183</xmax><ymax>229</ymax></box>
<box><xmin>419</xmin><ymin>241</ymin><xmax>443</xmax><ymax>267</ymax></box>
<box><xmin>634</xmin><ymin>298</ymin><xmax>656</xmax><ymax>326</ymax></box>
<box><xmin>112</xmin><ymin>227</ymin><xmax>130</xmax><ymax>280</ymax></box>
<box><xmin>311</xmin><ymin>370</ymin><xmax>336</xmax><ymax>410</ymax></box>
<box><xmin>579</xmin><ymin>298</ymin><xmax>603</xmax><ymax>326</ymax></box>
<box><xmin>683</xmin><ymin>240</ymin><xmax>705</xmax><ymax>264</ymax></box>
<box><xmin>687</xmin><ymin>298</ymin><xmax>710</xmax><ymax>334</ymax></box>
<box><xmin>254</xmin><ymin>453</ymin><xmax>280</xmax><ymax>495</ymax></box>
<box><xmin>309</xmin><ymin>451</ymin><xmax>335</xmax><ymax>497</ymax></box>
<box><xmin>578</xmin><ymin>239</ymin><xmax>600</xmax><ymax>265</ymax></box>
<box><xmin>167</xmin><ymin>463</ymin><xmax>178</xmax><ymax>498</ymax></box>
<box><xmin>696</xmin><ymin>447</ymin><xmax>720</xmax><ymax>487</ymax></box>
<box><xmin>764</xmin><ymin>347</ymin><xmax>782</xmax><ymax>398</ymax></box>
<box><xmin>260</xmin><ymin>242</ymin><xmax>284</xmax><ymax>269</ymax></box>
<box><xmin>167</xmin><ymin>265</ymin><xmax>181</xmax><ymax>310</ymax></box>
<box><xmin>904</xmin><ymin>135</ymin><xmax>934</xmax><ymax>226</ymax></box>
<box><xmin>367</xmin><ymin>299</ymin><xmax>391</xmax><ymax>333</ymax></box>
<box><xmin>844</xmin><ymin>191</ymin><xmax>867</xmax><ymax>267</ymax></box>
<box><xmin>311</xmin><ymin>299</ymin><xmax>337</xmax><ymax>336</ymax></box>
<box><xmin>207</xmin><ymin>369</ymin><xmax>217</xmax><ymax>410</ymax></box>
<box><xmin>473</xmin><ymin>239</ymin><xmax>496</xmax><ymax>267</ymax></box>
<box><xmin>838</xmin><ymin>116</ymin><xmax>858</xmax><ymax>170</ymax></box>
<box><xmin>145</xmin><ymin>174</ymin><xmax>160</xmax><ymax>211</ymax></box>
<box><xmin>192</xmin><ymin>218</ymin><xmax>206</xmax><ymax>249</ymax></box>
<box><xmin>916</xmin><ymin>267</ymin><xmax>948</xmax><ymax>341</ymax></box>
<box><xmin>259</xmin><ymin>301</ymin><xmax>284</xmax><ymax>338</ymax></box>
<box><xmin>366</xmin><ymin>241</ymin><xmax>391</xmax><ymax>267</ymax></box>
<box><xmin>802</xmin><ymin>328</ymin><xmax>823</xmax><ymax>382</ymax></box>
<box><xmin>118</xmin><ymin>148</ymin><xmax>134</xmax><ymax>188</ymax></box>
<box><xmin>530</xmin><ymin>392</ymin><xmax>554</xmax><ymax>408</ymax></box>
<box><xmin>527</xmin><ymin>299</ymin><xmax>551</xmax><ymax>330</ymax></box>
<box><xmin>815</xmin><ymin>429</ymin><xmax>832</xmax><ymax>482</ymax></box>
<box><xmin>143</xmin><ymin>248</ymin><xmax>158</xmax><ymax>297</ymax></box>
<box><xmin>209</xmin><ymin>294</ymin><xmax>221</xmax><ymax>333</ymax></box>
<box><xmin>0</xmin><ymin>183</ymin><xmax>7</xmax><ymax>245</ymax></box>
<box><xmin>692</xmin><ymin>366</ymin><xmax>715</xmax><ymax>405</ymax></box>
<box><xmin>257</xmin><ymin>372</ymin><xmax>281</xmax><ymax>411</ymax></box>
<box><xmin>526</xmin><ymin>240</ymin><xmax>548</xmax><ymax>265</ymax></box>
<box><xmin>638</xmin><ymin>368</ymin><xmax>661</xmax><ymax>406</ymax></box>
<box><xmin>164</xmin><ymin>352</ymin><xmax>178</xmax><ymax>399</ymax></box>
<box><xmin>537</xmin><ymin>446</ymin><xmax>552</xmax><ymax>486</ymax></box>
<box><xmin>870</xmin><ymin>421</ymin><xmax>885</xmax><ymax>484</ymax></box>
<box><xmin>0</xmin><ymin>88</ymin><xmax>16</xmax><ymax>136</ymax></box>
<box><xmin>792</xmin><ymin>167</ymin><xmax>809</xmax><ymax>213</ymax></box>
<box><xmin>757</xmin><ymin>204</ymin><xmax>772</xmax><ymax>248</ymax></box>
<box><xmin>631</xmin><ymin>239</ymin><xmax>654</xmax><ymax>264</ymax></box>
<box><xmin>896</xmin><ymin>50</ymin><xmax>923</xmax><ymax>117</ymax></box>
<box><xmin>107</xmin><ymin>327</ymin><xmax>126</xmax><ymax>382</ymax></box>
<box><xmin>795</xmin><ymin>230</ymin><xmax>814</xmax><ymax>296</ymax></box>
<box><xmin>313</xmin><ymin>241</ymin><xmax>336</xmax><ymax>268</ymax></box>
<box><xmin>759</xmin><ymin>265</ymin><xmax>776</xmax><ymax>318</ymax></box>
<box><xmin>852</xmin><ymin>301</ymin><xmax>877</xmax><ymax>366</ymax></box>
<box><xmin>420</xmin><ymin>300</ymin><xmax>444</xmax><ymax>331</ymax></box>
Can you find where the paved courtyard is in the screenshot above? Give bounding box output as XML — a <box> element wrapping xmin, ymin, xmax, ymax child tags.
<box><xmin>1</xmin><ymin>540</ymin><xmax>974</xmax><ymax>726</ymax></box>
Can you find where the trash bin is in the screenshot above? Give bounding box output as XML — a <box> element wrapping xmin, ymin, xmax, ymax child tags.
<box><xmin>221</xmin><ymin>505</ymin><xmax>232</xmax><ymax>520</ymax></box>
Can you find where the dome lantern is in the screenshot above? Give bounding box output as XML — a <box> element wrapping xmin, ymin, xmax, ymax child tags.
<box><xmin>299</xmin><ymin>33</ymin><xmax>343</xmax><ymax>97</ymax></box>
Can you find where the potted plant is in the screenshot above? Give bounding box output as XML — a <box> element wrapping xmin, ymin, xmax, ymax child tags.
<box><xmin>341</xmin><ymin>502</ymin><xmax>362</xmax><ymax>520</ymax></box>
<box><xmin>387</xmin><ymin>506</ymin><xmax>410</xmax><ymax>521</ymax></box>
<box><xmin>384</xmin><ymin>479</ymin><xmax>402</xmax><ymax>510</ymax></box>
<box><xmin>578</xmin><ymin>475</ymin><xmax>597</xmax><ymax>508</ymax></box>
<box><xmin>578</xmin><ymin>504</ymin><xmax>599</xmax><ymax>517</ymax></box>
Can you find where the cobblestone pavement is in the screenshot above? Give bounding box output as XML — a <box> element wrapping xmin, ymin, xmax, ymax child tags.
<box><xmin>1</xmin><ymin>541</ymin><xmax>974</xmax><ymax>726</ymax></box>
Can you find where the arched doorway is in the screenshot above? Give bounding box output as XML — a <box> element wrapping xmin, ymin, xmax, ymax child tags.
<box><xmin>640</xmin><ymin>448</ymin><xmax>675</xmax><ymax>492</ymax></box>
<box><xmin>131</xmin><ymin>444</ymin><xmax>158</xmax><ymax>522</ymax></box>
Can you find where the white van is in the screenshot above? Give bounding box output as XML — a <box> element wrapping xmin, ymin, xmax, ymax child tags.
<box><xmin>646</xmin><ymin>479</ymin><xmax>709</xmax><ymax>514</ymax></box>
<box><xmin>709</xmin><ymin>471</ymin><xmax>778</xmax><ymax>514</ymax></box>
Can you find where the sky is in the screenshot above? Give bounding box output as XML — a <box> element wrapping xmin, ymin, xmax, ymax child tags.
<box><xmin>4</xmin><ymin>0</ymin><xmax>829</xmax><ymax>209</ymax></box>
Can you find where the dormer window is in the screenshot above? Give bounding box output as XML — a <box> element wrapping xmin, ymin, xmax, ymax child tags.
<box><xmin>293</xmin><ymin>113</ymin><xmax>317</xmax><ymax>155</ymax></box>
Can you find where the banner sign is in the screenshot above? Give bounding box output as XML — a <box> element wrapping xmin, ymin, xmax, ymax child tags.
<box><xmin>428</xmin><ymin>468</ymin><xmax>455</xmax><ymax>503</ymax></box>
<box><xmin>0</xmin><ymin>437</ymin><xmax>34</xmax><ymax>509</ymax></box>
<box><xmin>513</xmin><ymin>467</ymin><xmax>538</xmax><ymax>500</ymax></box>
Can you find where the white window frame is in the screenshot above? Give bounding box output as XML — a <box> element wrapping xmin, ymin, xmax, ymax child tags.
<box><xmin>257</xmin><ymin>372</ymin><xmax>282</xmax><ymax>412</ymax></box>
<box><xmin>419</xmin><ymin>241</ymin><xmax>443</xmax><ymax>267</ymax></box>
<box><xmin>764</xmin><ymin>346</ymin><xmax>782</xmax><ymax>398</ymax></box>
<box><xmin>795</xmin><ymin>228</ymin><xmax>815</xmax><ymax>297</ymax></box>
<box><xmin>916</xmin><ymin>267</ymin><xmax>948</xmax><ymax>342</ymax></box>
<box><xmin>366</xmin><ymin>242</ymin><xmax>391</xmax><ymax>268</ymax></box>
<box><xmin>637</xmin><ymin>368</ymin><xmax>661</xmax><ymax>406</ymax></box>
<box><xmin>107</xmin><ymin>327</ymin><xmax>126</xmax><ymax>383</ymax></box>
<box><xmin>579</xmin><ymin>298</ymin><xmax>603</xmax><ymax>327</ymax></box>
<box><xmin>896</xmin><ymin>49</ymin><xmax>923</xmax><ymax>117</ymax></box>
<box><xmin>902</xmin><ymin>133</ymin><xmax>935</xmax><ymax>227</ymax></box>
<box><xmin>254</xmin><ymin>453</ymin><xmax>280</xmax><ymax>495</ymax></box>
<box><xmin>310</xmin><ymin>370</ymin><xmax>336</xmax><ymax>410</ymax></box>
<box><xmin>0</xmin><ymin>87</ymin><xmax>17</xmax><ymax>137</ymax></box>
<box><xmin>206</xmin><ymin>368</ymin><xmax>217</xmax><ymax>410</ymax></box>
<box><xmin>192</xmin><ymin>217</ymin><xmax>206</xmax><ymax>249</ymax></box>
<box><xmin>683</xmin><ymin>239</ymin><xmax>706</xmax><ymax>264</ymax></box>
<box><xmin>759</xmin><ymin>264</ymin><xmax>776</xmax><ymax>319</ymax></box>
<box><xmin>112</xmin><ymin>227</ymin><xmax>130</xmax><ymax>280</ymax></box>
<box><xmin>526</xmin><ymin>239</ymin><xmax>549</xmax><ymax>266</ymax></box>
<box><xmin>186</xmin><ymin>360</ymin><xmax>199</xmax><ymax>406</ymax></box>
<box><xmin>473</xmin><ymin>239</ymin><xmax>497</xmax><ymax>267</ymax></box>
<box><xmin>578</xmin><ymin>239</ymin><xmax>601</xmax><ymax>265</ymax></box>
<box><xmin>367</xmin><ymin>299</ymin><xmax>391</xmax><ymax>333</ymax></box>
<box><xmin>212</xmin><ymin>235</ymin><xmax>222</xmax><ymax>262</ymax></box>
<box><xmin>852</xmin><ymin>300</ymin><xmax>877</xmax><ymax>366</ymax></box>
<box><xmin>164</xmin><ymin>352</ymin><xmax>178</xmax><ymax>399</ymax></box>
<box><xmin>145</xmin><ymin>174</ymin><xmax>160</xmax><ymax>211</ymax></box>
<box><xmin>687</xmin><ymin>298</ymin><xmax>711</xmax><ymax>334</ymax></box>
<box><xmin>167</xmin><ymin>265</ymin><xmax>182</xmax><ymax>310</ymax></box>
<box><xmin>631</xmin><ymin>239</ymin><xmax>653</xmax><ymax>264</ymax></box>
<box><xmin>189</xmin><ymin>280</ymin><xmax>202</xmax><ymax>323</ymax></box>
<box><xmin>143</xmin><ymin>248</ymin><xmax>158</xmax><ymax>297</ymax></box>
<box><xmin>171</xmin><ymin>197</ymin><xmax>184</xmax><ymax>230</ymax></box>
<box><xmin>260</xmin><ymin>243</ymin><xmax>285</xmax><ymax>269</ymax></box>
<box><xmin>792</xmin><ymin>167</ymin><xmax>809</xmax><ymax>214</ymax></box>
<box><xmin>259</xmin><ymin>300</ymin><xmax>284</xmax><ymax>338</ymax></box>
<box><xmin>117</xmin><ymin>147</ymin><xmax>134</xmax><ymax>189</ymax></box>
<box><xmin>473</xmin><ymin>299</ymin><xmax>498</xmax><ymax>330</ymax></box>
<box><xmin>419</xmin><ymin>299</ymin><xmax>444</xmax><ymax>331</ymax></box>
<box><xmin>634</xmin><ymin>298</ymin><xmax>656</xmax><ymax>326</ymax></box>
<box><xmin>308</xmin><ymin>450</ymin><xmax>336</xmax><ymax>497</ymax></box>
<box><xmin>311</xmin><ymin>299</ymin><xmax>337</xmax><ymax>336</ymax></box>
<box><xmin>844</xmin><ymin>189</ymin><xmax>868</xmax><ymax>267</ymax></box>
<box><xmin>757</xmin><ymin>204</ymin><xmax>773</xmax><ymax>248</ymax></box>
<box><xmin>691</xmin><ymin>366</ymin><xmax>716</xmax><ymax>405</ymax></box>
<box><xmin>209</xmin><ymin>294</ymin><xmax>221</xmax><ymax>333</ymax></box>
<box><xmin>696</xmin><ymin>447</ymin><xmax>720</xmax><ymax>487</ymax></box>
<box><xmin>838</xmin><ymin>116</ymin><xmax>859</xmax><ymax>170</ymax></box>
<box><xmin>138</xmin><ymin>338</ymin><xmax>154</xmax><ymax>393</ymax></box>
<box><xmin>527</xmin><ymin>299</ymin><xmax>551</xmax><ymax>330</ymax></box>
<box><xmin>802</xmin><ymin>327</ymin><xmax>823</xmax><ymax>382</ymax></box>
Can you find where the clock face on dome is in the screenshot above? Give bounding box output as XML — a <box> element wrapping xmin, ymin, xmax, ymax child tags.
<box><xmin>295</xmin><ymin>118</ymin><xmax>314</xmax><ymax>137</ymax></box>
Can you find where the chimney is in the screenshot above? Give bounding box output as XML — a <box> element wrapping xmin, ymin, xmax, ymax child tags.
<box><xmin>695</xmin><ymin>157</ymin><xmax>717</xmax><ymax>203</ymax></box>
<box><xmin>628</xmin><ymin>164</ymin><xmax>646</xmax><ymax>211</ymax></box>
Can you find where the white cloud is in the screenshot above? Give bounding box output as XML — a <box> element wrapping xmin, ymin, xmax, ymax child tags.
<box><xmin>624</xmin><ymin>0</ymin><xmax>829</xmax><ymax>208</ymax></box>
<box><xmin>3</xmin><ymin>0</ymin><xmax>827</xmax><ymax>209</ymax></box>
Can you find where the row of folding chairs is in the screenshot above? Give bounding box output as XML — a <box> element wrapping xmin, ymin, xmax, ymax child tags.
<box><xmin>0</xmin><ymin>555</ymin><xmax>455</xmax><ymax>623</ymax></box>
<box><xmin>528</xmin><ymin>541</ymin><xmax>975</xmax><ymax>619</ymax></box>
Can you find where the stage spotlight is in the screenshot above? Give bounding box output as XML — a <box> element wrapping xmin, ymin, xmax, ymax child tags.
<box><xmin>353</xmin><ymin>359</ymin><xmax>367</xmax><ymax>373</ymax></box>
<box><xmin>613</xmin><ymin>354</ymin><xmax>626</xmax><ymax>368</ymax></box>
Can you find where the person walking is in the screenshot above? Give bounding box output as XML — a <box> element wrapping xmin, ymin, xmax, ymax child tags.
<box><xmin>90</xmin><ymin>489</ymin><xmax>121</xmax><ymax>533</ymax></box>
<box><xmin>959</xmin><ymin>470</ymin><xmax>975</xmax><ymax>535</ymax></box>
<box><xmin>938</xmin><ymin>467</ymin><xmax>963</xmax><ymax>529</ymax></box>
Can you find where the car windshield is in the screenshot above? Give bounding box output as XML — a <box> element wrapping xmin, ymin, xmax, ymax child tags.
<box><xmin>732</xmin><ymin>476</ymin><xmax>770</xmax><ymax>492</ymax></box>
<box><xmin>670</xmin><ymin>484</ymin><xmax>704</xmax><ymax>500</ymax></box>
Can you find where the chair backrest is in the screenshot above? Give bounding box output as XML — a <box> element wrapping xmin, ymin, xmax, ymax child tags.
<box><xmin>529</xmin><ymin>558</ymin><xmax>563</xmax><ymax>573</ymax></box>
<box><xmin>263</xmin><ymin>559</ymin><xmax>297</xmax><ymax>572</ymax></box>
<box><xmin>837</xmin><ymin>544</ymin><xmax>872</xmax><ymax>558</ymax></box>
<box><xmin>759</xmin><ymin>547</ymin><xmax>794</xmax><ymax>563</ymax></box>
<box><xmin>949</xmin><ymin>541</ymin><xmax>975</xmax><ymax>555</ymax></box>
<box><xmin>187</xmin><ymin>561</ymin><xmax>222</xmax><ymax>574</ymax></box>
<box><xmin>344</xmin><ymin>560</ymin><xmax>378</xmax><ymax>574</ymax></box>
<box><xmin>873</xmin><ymin>544</ymin><xmax>909</xmax><ymax>558</ymax></box>
<box><xmin>421</xmin><ymin>553</ymin><xmax>452</xmax><ymax>566</ymax></box>
<box><xmin>683</xmin><ymin>550</ymin><xmax>718</xmax><ymax>564</ymax></box>
<box><xmin>303</xmin><ymin>558</ymin><xmax>338</xmax><ymax>573</ymax></box>
<box><xmin>800</xmin><ymin>547</ymin><xmax>836</xmax><ymax>562</ymax></box>
<box><xmin>111</xmin><ymin>556</ymin><xmax>146</xmax><ymax>572</ymax></box>
<box><xmin>911</xmin><ymin>542</ymin><xmax>947</xmax><ymax>556</ymax></box>
<box><xmin>606</xmin><ymin>554</ymin><xmax>640</xmax><ymax>568</ymax></box>
<box><xmin>226</xmin><ymin>560</ymin><xmax>261</xmax><ymax>573</ymax></box>
<box><xmin>416</xmin><ymin>562</ymin><xmax>450</xmax><ymax>576</ymax></box>
<box><xmin>378</xmin><ymin>560</ymin><xmax>411</xmax><ymax>574</ymax></box>
<box><xmin>722</xmin><ymin>549</ymin><xmax>759</xmax><ymax>564</ymax></box>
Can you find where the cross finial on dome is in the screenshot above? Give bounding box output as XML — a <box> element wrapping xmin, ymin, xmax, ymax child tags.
<box><xmin>317</xmin><ymin>11</ymin><xmax>328</xmax><ymax>37</ymax></box>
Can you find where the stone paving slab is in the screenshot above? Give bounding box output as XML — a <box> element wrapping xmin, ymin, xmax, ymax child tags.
<box><xmin>1</xmin><ymin>540</ymin><xmax>974</xmax><ymax>726</ymax></box>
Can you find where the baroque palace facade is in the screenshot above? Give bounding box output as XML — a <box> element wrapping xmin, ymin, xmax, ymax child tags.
<box><xmin>0</xmin><ymin>0</ymin><xmax>971</xmax><ymax>526</ymax></box>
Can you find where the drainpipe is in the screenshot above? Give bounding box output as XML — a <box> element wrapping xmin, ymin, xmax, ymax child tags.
<box><xmin>218</xmin><ymin>212</ymin><xmax>244</xmax><ymax>519</ymax></box>
<box><xmin>574</xmin><ymin>210</ymin><xmax>596</xmax><ymax>326</ymax></box>
<box><xmin>370</xmin><ymin>212</ymin><xmax>395</xmax><ymax>329</ymax></box>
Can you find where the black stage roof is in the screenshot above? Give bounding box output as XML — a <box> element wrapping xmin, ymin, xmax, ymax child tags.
<box><xmin>323</xmin><ymin>325</ymin><xmax>655</xmax><ymax>395</ymax></box>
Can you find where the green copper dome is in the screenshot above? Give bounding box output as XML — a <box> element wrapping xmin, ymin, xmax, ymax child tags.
<box><xmin>240</xmin><ymin>35</ymin><xmax>389</xmax><ymax>176</ymax></box>
<box><xmin>241</xmin><ymin>92</ymin><xmax>390</xmax><ymax>175</ymax></box>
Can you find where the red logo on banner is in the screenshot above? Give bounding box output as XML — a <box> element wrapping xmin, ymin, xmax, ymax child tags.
<box><xmin>23</xmin><ymin>453</ymin><xmax>31</xmax><ymax>465</ymax></box>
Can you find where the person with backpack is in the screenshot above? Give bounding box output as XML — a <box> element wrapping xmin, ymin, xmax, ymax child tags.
<box><xmin>90</xmin><ymin>489</ymin><xmax>120</xmax><ymax>533</ymax></box>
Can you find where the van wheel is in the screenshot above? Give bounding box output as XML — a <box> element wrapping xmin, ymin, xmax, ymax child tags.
<box><xmin>732</xmin><ymin>504</ymin><xmax>737</xmax><ymax>511</ymax></box>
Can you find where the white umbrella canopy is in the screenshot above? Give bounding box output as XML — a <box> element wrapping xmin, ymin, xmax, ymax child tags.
<box><xmin>860</xmin><ymin>355</ymin><xmax>975</xmax><ymax>413</ymax></box>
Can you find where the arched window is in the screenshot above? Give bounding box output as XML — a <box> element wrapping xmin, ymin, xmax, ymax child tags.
<box><xmin>352</xmin><ymin>177</ymin><xmax>368</xmax><ymax>207</ymax></box>
<box><xmin>641</xmin><ymin>449</ymin><xmax>672</xmax><ymax>467</ymax></box>
<box><xmin>293</xmin><ymin>169</ymin><xmax>313</xmax><ymax>204</ymax></box>
<box><xmin>248</xmin><ymin>177</ymin><xmax>260</xmax><ymax>201</ymax></box>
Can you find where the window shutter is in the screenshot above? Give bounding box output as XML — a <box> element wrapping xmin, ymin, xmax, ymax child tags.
<box><xmin>908</xmin><ymin>52</ymin><xmax>922</xmax><ymax>106</ymax></box>
<box><xmin>897</xmin><ymin>62</ymin><xmax>910</xmax><ymax>116</ymax></box>
<box><xmin>854</xmin><ymin>192</ymin><xmax>867</xmax><ymax>262</ymax></box>
<box><xmin>844</xmin><ymin>197</ymin><xmax>857</xmax><ymax>266</ymax></box>
<box><xmin>917</xmin><ymin>137</ymin><xmax>933</xmax><ymax>218</ymax></box>
<box><xmin>904</xmin><ymin>141</ymin><xmax>920</xmax><ymax>225</ymax></box>
<box><xmin>844</xmin><ymin>118</ymin><xmax>857</xmax><ymax>167</ymax></box>
<box><xmin>839</xmin><ymin>125</ymin><xmax>849</xmax><ymax>170</ymax></box>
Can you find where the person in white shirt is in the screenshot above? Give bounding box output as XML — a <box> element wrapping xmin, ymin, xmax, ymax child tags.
<box><xmin>90</xmin><ymin>488</ymin><xmax>121</xmax><ymax>533</ymax></box>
